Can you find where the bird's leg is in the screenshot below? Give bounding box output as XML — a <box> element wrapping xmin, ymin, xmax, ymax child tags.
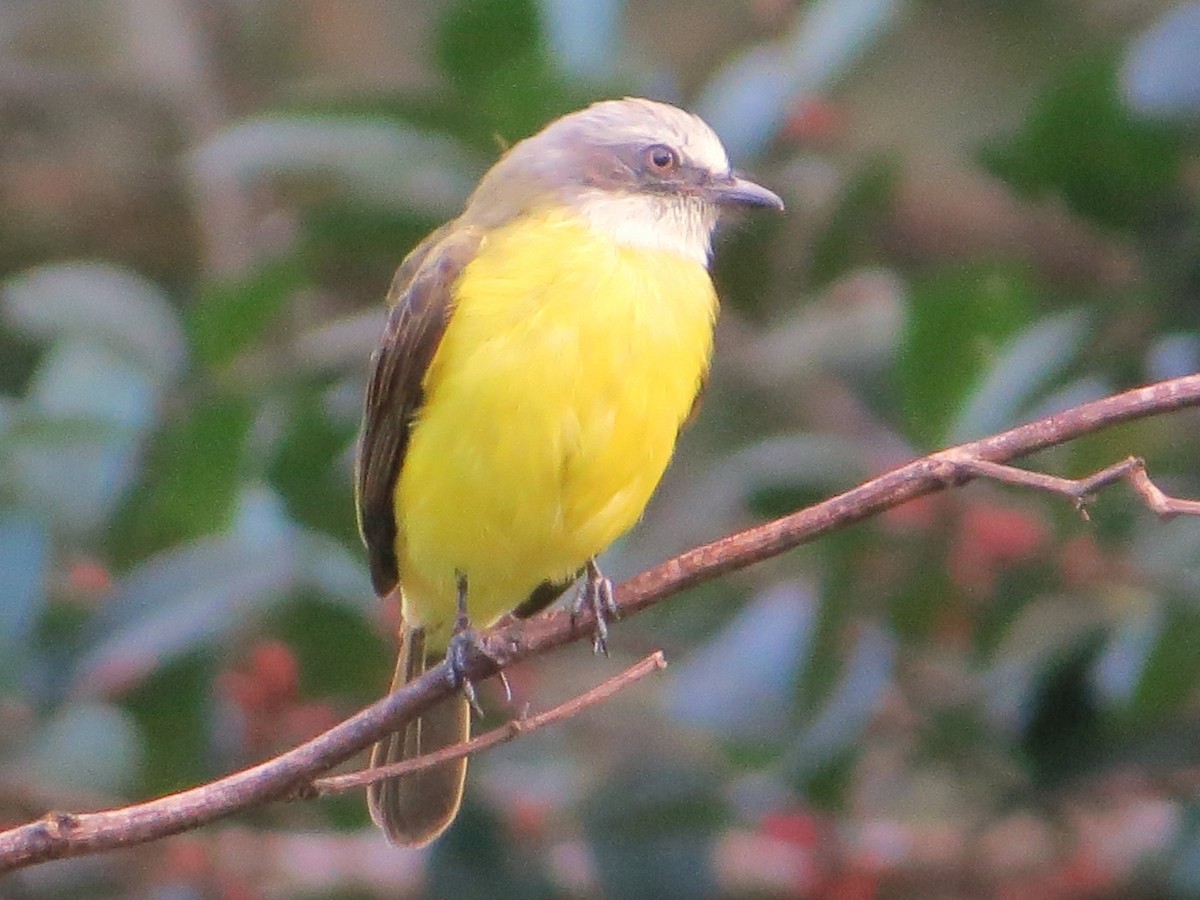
<box><xmin>571</xmin><ymin>558</ymin><xmax>620</xmax><ymax>656</ymax></box>
<box><xmin>446</xmin><ymin>572</ymin><xmax>485</xmax><ymax>715</ymax></box>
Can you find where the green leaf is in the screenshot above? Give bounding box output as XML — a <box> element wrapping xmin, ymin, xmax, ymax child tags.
<box><xmin>190</xmin><ymin>116</ymin><xmax>476</xmax><ymax>214</ymax></box>
<box><xmin>584</xmin><ymin>767</ymin><xmax>723</xmax><ymax>900</ymax></box>
<box><xmin>983</xmin><ymin>54</ymin><xmax>1187</xmax><ymax>231</ymax></box>
<box><xmin>1168</xmin><ymin>808</ymin><xmax>1200</xmax><ymax>895</ymax></box>
<box><xmin>20</xmin><ymin>702</ymin><xmax>142</xmax><ymax>794</ymax></box>
<box><xmin>5</xmin><ymin>414</ymin><xmax>141</xmax><ymax>534</ymax></box>
<box><xmin>272</xmin><ymin>594</ymin><xmax>388</xmax><ymax>699</ymax></box>
<box><xmin>268</xmin><ymin>393</ymin><xmax>357</xmax><ymax>542</ymax></box>
<box><xmin>1020</xmin><ymin>634</ymin><xmax>1105</xmax><ymax>787</ymax></box>
<box><xmin>147</xmin><ymin>398</ymin><xmax>252</xmax><ymax>538</ymax></box>
<box><xmin>437</xmin><ymin>0</ymin><xmax>543</xmax><ymax>96</ymax></box>
<box><xmin>540</xmin><ymin>0</ymin><xmax>623</xmax><ymax>79</ymax></box>
<box><xmin>897</xmin><ymin>262</ymin><xmax>1038</xmax><ymax>448</ymax></box>
<box><xmin>1121</xmin><ymin>3</ymin><xmax>1200</xmax><ymax>122</ymax></box>
<box><xmin>1</xmin><ymin>262</ymin><xmax>185</xmax><ymax>384</ymax></box>
<box><xmin>711</xmin><ymin>432</ymin><xmax>869</xmax><ymax>522</ymax></box>
<box><xmin>1132</xmin><ymin>606</ymin><xmax>1200</xmax><ymax>718</ymax></box>
<box><xmin>435</xmin><ymin>0</ymin><xmax>584</xmax><ymax>142</ymax></box>
<box><xmin>425</xmin><ymin>802</ymin><xmax>559</xmax><ymax>900</ymax></box>
<box><xmin>123</xmin><ymin>656</ymin><xmax>213</xmax><ymax>794</ymax></box>
<box><xmin>3</xmin><ymin>329</ymin><xmax>172</xmax><ymax>532</ymax></box>
<box><xmin>0</xmin><ymin>515</ymin><xmax>46</xmax><ymax>691</ymax></box>
<box><xmin>110</xmin><ymin>398</ymin><xmax>252</xmax><ymax>559</ymax></box>
<box><xmin>1093</xmin><ymin>604</ymin><xmax>1163</xmax><ymax>709</ymax></box>
<box><xmin>190</xmin><ymin>259</ymin><xmax>304</xmax><ymax>368</ymax></box>
<box><xmin>807</xmin><ymin>157</ymin><xmax>898</xmax><ymax>287</ymax></box>
<box><xmin>75</xmin><ymin>489</ymin><xmax>296</xmax><ymax>696</ymax></box>
<box><xmin>783</xmin><ymin>623</ymin><xmax>894</xmax><ymax>781</ymax></box>
<box><xmin>711</xmin><ymin>211</ymin><xmax>785</xmax><ymax>321</ymax></box>
<box><xmin>666</xmin><ymin>582</ymin><xmax>816</xmax><ymax>742</ymax></box>
<box><xmin>300</xmin><ymin>204</ymin><xmax>442</xmax><ymax>287</ymax></box>
<box><xmin>28</xmin><ymin>337</ymin><xmax>158</xmax><ymax>429</ymax></box>
<box><xmin>697</xmin><ymin>0</ymin><xmax>903</xmax><ymax>160</ymax></box>
<box><xmin>948</xmin><ymin>308</ymin><xmax>1090</xmax><ymax>443</ymax></box>
<box><xmin>888</xmin><ymin>537</ymin><xmax>957</xmax><ymax>641</ymax></box>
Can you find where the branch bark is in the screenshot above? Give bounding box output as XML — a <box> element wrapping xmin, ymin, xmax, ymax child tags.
<box><xmin>3</xmin><ymin>373</ymin><xmax>1200</xmax><ymax>872</ymax></box>
<box><xmin>305</xmin><ymin>651</ymin><xmax>667</xmax><ymax>797</ymax></box>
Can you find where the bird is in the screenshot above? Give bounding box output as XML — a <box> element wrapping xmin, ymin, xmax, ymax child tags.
<box><xmin>355</xmin><ymin>97</ymin><xmax>783</xmax><ymax>846</ymax></box>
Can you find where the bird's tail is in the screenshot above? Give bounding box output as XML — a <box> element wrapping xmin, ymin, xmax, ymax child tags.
<box><xmin>367</xmin><ymin>621</ymin><xmax>469</xmax><ymax>846</ymax></box>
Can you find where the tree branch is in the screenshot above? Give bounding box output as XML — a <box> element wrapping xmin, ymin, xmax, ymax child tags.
<box><xmin>303</xmin><ymin>651</ymin><xmax>667</xmax><ymax>797</ymax></box>
<box><xmin>4</xmin><ymin>373</ymin><xmax>1200</xmax><ymax>872</ymax></box>
<box><xmin>936</xmin><ymin>452</ymin><xmax>1200</xmax><ymax>520</ymax></box>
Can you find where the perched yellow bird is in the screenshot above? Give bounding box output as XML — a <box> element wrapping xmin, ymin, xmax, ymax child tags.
<box><xmin>355</xmin><ymin>97</ymin><xmax>782</xmax><ymax>846</ymax></box>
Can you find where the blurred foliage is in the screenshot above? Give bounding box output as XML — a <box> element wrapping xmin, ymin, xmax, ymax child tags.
<box><xmin>2</xmin><ymin>0</ymin><xmax>1200</xmax><ymax>898</ymax></box>
<box><xmin>899</xmin><ymin>261</ymin><xmax>1040</xmax><ymax>447</ymax></box>
<box><xmin>983</xmin><ymin>54</ymin><xmax>1188</xmax><ymax>232</ymax></box>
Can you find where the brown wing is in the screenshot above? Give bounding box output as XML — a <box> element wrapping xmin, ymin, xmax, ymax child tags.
<box><xmin>355</xmin><ymin>222</ymin><xmax>483</xmax><ymax>596</ymax></box>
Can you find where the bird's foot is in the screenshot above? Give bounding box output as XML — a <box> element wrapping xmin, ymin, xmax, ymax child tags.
<box><xmin>446</xmin><ymin>571</ymin><xmax>485</xmax><ymax>715</ymax></box>
<box><xmin>445</xmin><ymin>627</ymin><xmax>486</xmax><ymax>716</ymax></box>
<box><xmin>571</xmin><ymin>558</ymin><xmax>620</xmax><ymax>656</ymax></box>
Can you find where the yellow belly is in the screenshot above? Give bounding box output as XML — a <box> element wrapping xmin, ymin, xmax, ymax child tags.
<box><xmin>395</xmin><ymin>207</ymin><xmax>717</xmax><ymax>647</ymax></box>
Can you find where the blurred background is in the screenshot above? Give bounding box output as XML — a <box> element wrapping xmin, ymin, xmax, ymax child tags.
<box><xmin>1</xmin><ymin>0</ymin><xmax>1199</xmax><ymax>896</ymax></box>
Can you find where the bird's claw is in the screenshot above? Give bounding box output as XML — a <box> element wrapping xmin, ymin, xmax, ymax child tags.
<box><xmin>445</xmin><ymin>627</ymin><xmax>485</xmax><ymax>716</ymax></box>
<box><xmin>571</xmin><ymin>560</ymin><xmax>620</xmax><ymax>656</ymax></box>
<box><xmin>447</xmin><ymin>571</ymin><xmax>485</xmax><ymax>715</ymax></box>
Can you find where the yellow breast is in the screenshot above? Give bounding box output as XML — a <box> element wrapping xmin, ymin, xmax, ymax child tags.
<box><xmin>395</xmin><ymin>207</ymin><xmax>717</xmax><ymax>646</ymax></box>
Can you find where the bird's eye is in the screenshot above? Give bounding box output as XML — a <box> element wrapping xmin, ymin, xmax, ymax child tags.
<box><xmin>643</xmin><ymin>144</ymin><xmax>680</xmax><ymax>174</ymax></box>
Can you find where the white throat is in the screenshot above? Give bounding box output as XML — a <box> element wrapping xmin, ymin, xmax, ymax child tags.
<box><xmin>576</xmin><ymin>192</ymin><xmax>716</xmax><ymax>267</ymax></box>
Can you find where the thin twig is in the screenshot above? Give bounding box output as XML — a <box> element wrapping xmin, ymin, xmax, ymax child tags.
<box><xmin>304</xmin><ymin>651</ymin><xmax>667</xmax><ymax>798</ymax></box>
<box><xmin>4</xmin><ymin>374</ymin><xmax>1200</xmax><ymax>872</ymax></box>
<box><xmin>933</xmin><ymin>452</ymin><xmax>1200</xmax><ymax>521</ymax></box>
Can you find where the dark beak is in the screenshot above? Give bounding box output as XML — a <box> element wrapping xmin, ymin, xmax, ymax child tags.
<box><xmin>707</xmin><ymin>174</ymin><xmax>784</xmax><ymax>210</ymax></box>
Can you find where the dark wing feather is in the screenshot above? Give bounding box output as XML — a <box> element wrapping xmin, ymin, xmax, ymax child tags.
<box><xmin>510</xmin><ymin>573</ymin><xmax>580</xmax><ymax>620</ymax></box>
<box><xmin>355</xmin><ymin>222</ymin><xmax>483</xmax><ymax>596</ymax></box>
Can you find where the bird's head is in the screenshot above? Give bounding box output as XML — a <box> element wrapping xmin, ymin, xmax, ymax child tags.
<box><xmin>465</xmin><ymin>98</ymin><xmax>783</xmax><ymax>266</ymax></box>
